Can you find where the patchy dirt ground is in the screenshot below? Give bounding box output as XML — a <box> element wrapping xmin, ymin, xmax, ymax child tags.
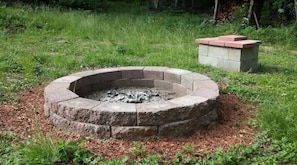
<box><xmin>0</xmin><ymin>85</ymin><xmax>259</xmax><ymax>162</ymax></box>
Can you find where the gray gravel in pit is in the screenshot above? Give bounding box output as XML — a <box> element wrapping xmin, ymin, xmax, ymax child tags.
<box><xmin>85</xmin><ymin>87</ymin><xmax>180</xmax><ymax>103</ymax></box>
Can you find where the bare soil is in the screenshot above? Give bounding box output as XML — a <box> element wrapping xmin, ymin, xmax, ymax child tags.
<box><xmin>0</xmin><ymin>85</ymin><xmax>259</xmax><ymax>162</ymax></box>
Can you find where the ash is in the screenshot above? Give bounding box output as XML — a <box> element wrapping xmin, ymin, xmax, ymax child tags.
<box><xmin>85</xmin><ymin>87</ymin><xmax>179</xmax><ymax>103</ymax></box>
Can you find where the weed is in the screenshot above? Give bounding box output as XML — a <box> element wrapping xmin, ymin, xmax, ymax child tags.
<box><xmin>56</xmin><ymin>138</ymin><xmax>93</xmax><ymax>164</ymax></box>
<box><xmin>130</xmin><ymin>141</ymin><xmax>147</xmax><ymax>157</ymax></box>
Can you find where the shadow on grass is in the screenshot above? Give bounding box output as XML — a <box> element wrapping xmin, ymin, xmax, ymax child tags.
<box><xmin>256</xmin><ymin>64</ymin><xmax>297</xmax><ymax>75</ymax></box>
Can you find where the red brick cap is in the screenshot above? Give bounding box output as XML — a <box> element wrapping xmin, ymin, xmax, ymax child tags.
<box><xmin>195</xmin><ymin>35</ymin><xmax>260</xmax><ymax>48</ymax></box>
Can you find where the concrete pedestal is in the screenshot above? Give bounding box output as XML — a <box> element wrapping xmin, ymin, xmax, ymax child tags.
<box><xmin>196</xmin><ymin>35</ymin><xmax>260</xmax><ymax>72</ymax></box>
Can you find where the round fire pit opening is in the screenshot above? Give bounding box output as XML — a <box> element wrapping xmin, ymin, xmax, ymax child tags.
<box><xmin>44</xmin><ymin>66</ymin><xmax>220</xmax><ymax>139</ymax></box>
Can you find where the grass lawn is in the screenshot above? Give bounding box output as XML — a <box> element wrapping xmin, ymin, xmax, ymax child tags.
<box><xmin>1</xmin><ymin>2</ymin><xmax>297</xmax><ymax>164</ymax></box>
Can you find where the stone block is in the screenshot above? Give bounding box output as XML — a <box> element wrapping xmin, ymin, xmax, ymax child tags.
<box><xmin>120</xmin><ymin>66</ymin><xmax>144</xmax><ymax>79</ymax></box>
<box><xmin>218</xmin><ymin>35</ymin><xmax>247</xmax><ymax>41</ymax></box>
<box><xmin>154</xmin><ymin>80</ymin><xmax>173</xmax><ymax>90</ymax></box>
<box><xmin>91</xmin><ymin>82</ymin><xmax>111</xmax><ymax>92</ymax></box>
<box><xmin>172</xmin><ymin>83</ymin><xmax>190</xmax><ymax>96</ymax></box>
<box><xmin>249</xmin><ymin>59</ymin><xmax>258</xmax><ymax>71</ymax></box>
<box><xmin>159</xmin><ymin>119</ymin><xmax>196</xmax><ymax>137</ymax></box>
<box><xmin>193</xmin><ymin>109</ymin><xmax>219</xmax><ymax>127</ymax></box>
<box><xmin>241</xmin><ymin>46</ymin><xmax>259</xmax><ymax>60</ymax></box>
<box><xmin>240</xmin><ymin>59</ymin><xmax>258</xmax><ymax>72</ymax></box>
<box><xmin>181</xmin><ymin>73</ymin><xmax>210</xmax><ymax>90</ymax></box>
<box><xmin>164</xmin><ymin>68</ymin><xmax>191</xmax><ymax>84</ymax></box>
<box><xmin>70</xmin><ymin>70</ymin><xmax>98</xmax><ymax>77</ymax></box>
<box><xmin>92</xmin><ymin>102</ymin><xmax>137</xmax><ymax>126</ymax></box>
<box><xmin>228</xmin><ymin>48</ymin><xmax>242</xmax><ymax>61</ymax></box>
<box><xmin>169</xmin><ymin>95</ymin><xmax>210</xmax><ymax>118</ymax></box>
<box><xmin>111</xmin><ymin>79</ymin><xmax>133</xmax><ymax>87</ymax></box>
<box><xmin>198</xmin><ymin>44</ymin><xmax>208</xmax><ymax>56</ymax></box>
<box><xmin>143</xmin><ymin>66</ymin><xmax>168</xmax><ymax>80</ymax></box>
<box><xmin>208</xmin><ymin>46</ymin><xmax>228</xmax><ymax>59</ymax></box>
<box><xmin>223</xmin><ymin>60</ymin><xmax>241</xmax><ymax>71</ymax></box>
<box><xmin>159</xmin><ymin>109</ymin><xmax>219</xmax><ymax>137</ymax></box>
<box><xmin>44</xmin><ymin>83</ymin><xmax>79</xmax><ymax>116</ymax></box>
<box><xmin>55</xmin><ymin>97</ymin><xmax>101</xmax><ymax>121</ymax></box>
<box><xmin>209</xmin><ymin>39</ymin><xmax>226</xmax><ymax>47</ymax></box>
<box><xmin>225</xmin><ymin>40</ymin><xmax>257</xmax><ymax>48</ymax></box>
<box><xmin>53</xmin><ymin>75</ymin><xmax>81</xmax><ymax>83</ymax></box>
<box><xmin>50</xmin><ymin>113</ymin><xmax>112</xmax><ymax>139</ymax></box>
<box><xmin>198</xmin><ymin>55</ymin><xmax>218</xmax><ymax>67</ymax></box>
<box><xmin>195</xmin><ymin>38</ymin><xmax>219</xmax><ymax>44</ymax></box>
<box><xmin>74</xmin><ymin>74</ymin><xmax>101</xmax><ymax>89</ymax></box>
<box><xmin>111</xmin><ymin>126</ymin><xmax>158</xmax><ymax>139</ymax></box>
<box><xmin>193</xmin><ymin>79</ymin><xmax>219</xmax><ymax>91</ymax></box>
<box><xmin>50</xmin><ymin>113</ymin><xmax>70</xmax><ymax>128</ymax></box>
<box><xmin>75</xmin><ymin>85</ymin><xmax>92</xmax><ymax>96</ymax></box>
<box><xmin>132</xmin><ymin>78</ymin><xmax>154</xmax><ymax>87</ymax></box>
<box><xmin>217</xmin><ymin>58</ymin><xmax>228</xmax><ymax>69</ymax></box>
<box><xmin>191</xmin><ymin>88</ymin><xmax>219</xmax><ymax>100</ymax></box>
<box><xmin>69</xmin><ymin>121</ymin><xmax>111</xmax><ymax>139</ymax></box>
<box><xmin>137</xmin><ymin>101</ymin><xmax>187</xmax><ymax>126</ymax></box>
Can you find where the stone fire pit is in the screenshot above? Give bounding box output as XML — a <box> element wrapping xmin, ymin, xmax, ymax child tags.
<box><xmin>44</xmin><ymin>66</ymin><xmax>220</xmax><ymax>139</ymax></box>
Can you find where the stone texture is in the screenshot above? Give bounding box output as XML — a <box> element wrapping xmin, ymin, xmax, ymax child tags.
<box><xmin>119</xmin><ymin>66</ymin><xmax>144</xmax><ymax>79</ymax></box>
<box><xmin>159</xmin><ymin>109</ymin><xmax>219</xmax><ymax>137</ymax></box>
<box><xmin>172</xmin><ymin>83</ymin><xmax>190</xmax><ymax>96</ymax></box>
<box><xmin>209</xmin><ymin>39</ymin><xmax>226</xmax><ymax>47</ymax></box>
<box><xmin>132</xmin><ymin>78</ymin><xmax>154</xmax><ymax>87</ymax></box>
<box><xmin>195</xmin><ymin>38</ymin><xmax>219</xmax><ymax>44</ymax></box>
<box><xmin>44</xmin><ymin>83</ymin><xmax>79</xmax><ymax>116</ymax></box>
<box><xmin>191</xmin><ymin>88</ymin><xmax>219</xmax><ymax>100</ymax></box>
<box><xmin>159</xmin><ymin>119</ymin><xmax>196</xmax><ymax>137</ymax></box>
<box><xmin>136</xmin><ymin>96</ymin><xmax>209</xmax><ymax>126</ymax></box>
<box><xmin>218</xmin><ymin>35</ymin><xmax>247</xmax><ymax>41</ymax></box>
<box><xmin>241</xmin><ymin>46</ymin><xmax>259</xmax><ymax>60</ymax></box>
<box><xmin>50</xmin><ymin>113</ymin><xmax>111</xmax><ymax>138</ymax></box>
<box><xmin>208</xmin><ymin>46</ymin><xmax>229</xmax><ymax>59</ymax></box>
<box><xmin>198</xmin><ymin>44</ymin><xmax>208</xmax><ymax>56</ymax></box>
<box><xmin>92</xmin><ymin>102</ymin><xmax>137</xmax><ymax>126</ymax></box>
<box><xmin>225</xmin><ymin>40</ymin><xmax>257</xmax><ymax>48</ymax></box>
<box><xmin>193</xmin><ymin>79</ymin><xmax>219</xmax><ymax>91</ymax></box>
<box><xmin>169</xmin><ymin>95</ymin><xmax>212</xmax><ymax>118</ymax></box>
<box><xmin>55</xmin><ymin>97</ymin><xmax>101</xmax><ymax>121</ymax></box>
<box><xmin>164</xmin><ymin>68</ymin><xmax>192</xmax><ymax>84</ymax></box>
<box><xmin>111</xmin><ymin>126</ymin><xmax>158</xmax><ymax>139</ymax></box>
<box><xmin>90</xmin><ymin>82</ymin><xmax>111</xmax><ymax>92</ymax></box>
<box><xmin>45</xmin><ymin>66</ymin><xmax>219</xmax><ymax>139</ymax></box>
<box><xmin>198</xmin><ymin>55</ymin><xmax>218</xmax><ymax>67</ymax></box>
<box><xmin>181</xmin><ymin>73</ymin><xmax>210</xmax><ymax>90</ymax></box>
<box><xmin>136</xmin><ymin>101</ymin><xmax>179</xmax><ymax>125</ymax></box>
<box><xmin>143</xmin><ymin>66</ymin><xmax>168</xmax><ymax>80</ymax></box>
<box><xmin>111</xmin><ymin>79</ymin><xmax>133</xmax><ymax>87</ymax></box>
<box><xmin>153</xmin><ymin>80</ymin><xmax>173</xmax><ymax>90</ymax></box>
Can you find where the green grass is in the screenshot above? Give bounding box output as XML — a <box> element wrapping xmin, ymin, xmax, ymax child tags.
<box><xmin>1</xmin><ymin>2</ymin><xmax>297</xmax><ymax>164</ymax></box>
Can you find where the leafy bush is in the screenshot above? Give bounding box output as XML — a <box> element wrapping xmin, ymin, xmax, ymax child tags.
<box><xmin>54</xmin><ymin>0</ymin><xmax>109</xmax><ymax>11</ymax></box>
<box><xmin>56</xmin><ymin>138</ymin><xmax>93</xmax><ymax>164</ymax></box>
<box><xmin>0</xmin><ymin>6</ymin><xmax>28</xmax><ymax>34</ymax></box>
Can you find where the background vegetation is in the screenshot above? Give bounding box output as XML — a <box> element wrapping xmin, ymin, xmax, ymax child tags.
<box><xmin>0</xmin><ymin>1</ymin><xmax>297</xmax><ymax>164</ymax></box>
<box><xmin>1</xmin><ymin>0</ymin><xmax>296</xmax><ymax>25</ymax></box>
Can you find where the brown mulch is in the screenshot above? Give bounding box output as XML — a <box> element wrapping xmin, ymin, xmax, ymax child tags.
<box><xmin>0</xmin><ymin>85</ymin><xmax>259</xmax><ymax>162</ymax></box>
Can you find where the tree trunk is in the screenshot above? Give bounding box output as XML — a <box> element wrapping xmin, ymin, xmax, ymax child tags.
<box><xmin>248</xmin><ymin>0</ymin><xmax>264</xmax><ymax>28</ymax></box>
<box><xmin>295</xmin><ymin>0</ymin><xmax>297</xmax><ymax>21</ymax></box>
<box><xmin>247</xmin><ymin>0</ymin><xmax>254</xmax><ymax>24</ymax></box>
<box><xmin>150</xmin><ymin>0</ymin><xmax>159</xmax><ymax>10</ymax></box>
<box><xmin>213</xmin><ymin>0</ymin><xmax>219</xmax><ymax>21</ymax></box>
